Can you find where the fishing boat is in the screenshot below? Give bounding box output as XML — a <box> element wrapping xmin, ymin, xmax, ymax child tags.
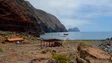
<box><xmin>63</xmin><ymin>33</ymin><xmax>69</xmax><ymax>35</ymax></box>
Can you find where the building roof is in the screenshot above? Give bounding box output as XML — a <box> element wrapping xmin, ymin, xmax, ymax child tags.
<box><xmin>8</xmin><ymin>38</ymin><xmax>23</xmax><ymax>41</ymax></box>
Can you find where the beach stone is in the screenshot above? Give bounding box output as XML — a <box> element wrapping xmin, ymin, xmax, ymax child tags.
<box><xmin>30</xmin><ymin>58</ymin><xmax>40</xmax><ymax>63</ymax></box>
<box><xmin>78</xmin><ymin>43</ymin><xmax>112</xmax><ymax>63</ymax></box>
<box><xmin>47</xmin><ymin>59</ymin><xmax>58</xmax><ymax>63</ymax></box>
<box><xmin>76</xmin><ymin>57</ymin><xmax>88</xmax><ymax>63</ymax></box>
<box><xmin>70</xmin><ymin>60</ymin><xmax>77</xmax><ymax>63</ymax></box>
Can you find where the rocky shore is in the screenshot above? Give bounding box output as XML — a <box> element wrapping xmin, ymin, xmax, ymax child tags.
<box><xmin>91</xmin><ymin>40</ymin><xmax>112</xmax><ymax>54</ymax></box>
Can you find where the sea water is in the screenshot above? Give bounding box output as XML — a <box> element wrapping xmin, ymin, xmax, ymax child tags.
<box><xmin>40</xmin><ymin>32</ymin><xmax>112</xmax><ymax>40</ymax></box>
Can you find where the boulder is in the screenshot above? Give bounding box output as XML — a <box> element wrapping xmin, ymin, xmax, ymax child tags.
<box><xmin>77</xmin><ymin>43</ymin><xmax>112</xmax><ymax>63</ymax></box>
<box><xmin>76</xmin><ymin>56</ymin><xmax>88</xmax><ymax>63</ymax></box>
<box><xmin>91</xmin><ymin>40</ymin><xmax>112</xmax><ymax>54</ymax></box>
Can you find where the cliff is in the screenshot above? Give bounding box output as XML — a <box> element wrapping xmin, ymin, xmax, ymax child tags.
<box><xmin>0</xmin><ymin>0</ymin><xmax>67</xmax><ymax>36</ymax></box>
<box><xmin>68</xmin><ymin>27</ymin><xmax>80</xmax><ymax>32</ymax></box>
<box><xmin>35</xmin><ymin>9</ymin><xmax>67</xmax><ymax>32</ymax></box>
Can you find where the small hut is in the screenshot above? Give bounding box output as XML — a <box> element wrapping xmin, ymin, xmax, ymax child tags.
<box><xmin>40</xmin><ymin>39</ymin><xmax>62</xmax><ymax>48</ymax></box>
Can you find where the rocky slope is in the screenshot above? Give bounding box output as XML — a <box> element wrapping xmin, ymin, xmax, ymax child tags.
<box><xmin>92</xmin><ymin>40</ymin><xmax>112</xmax><ymax>54</ymax></box>
<box><xmin>77</xmin><ymin>43</ymin><xmax>112</xmax><ymax>63</ymax></box>
<box><xmin>68</xmin><ymin>27</ymin><xmax>80</xmax><ymax>32</ymax></box>
<box><xmin>0</xmin><ymin>0</ymin><xmax>67</xmax><ymax>36</ymax></box>
<box><xmin>35</xmin><ymin>9</ymin><xmax>67</xmax><ymax>32</ymax></box>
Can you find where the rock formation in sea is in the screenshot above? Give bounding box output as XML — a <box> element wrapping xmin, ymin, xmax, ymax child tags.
<box><xmin>68</xmin><ymin>27</ymin><xmax>80</xmax><ymax>32</ymax></box>
<box><xmin>0</xmin><ymin>0</ymin><xmax>67</xmax><ymax>36</ymax></box>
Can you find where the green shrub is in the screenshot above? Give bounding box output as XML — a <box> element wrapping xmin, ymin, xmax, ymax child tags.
<box><xmin>52</xmin><ymin>54</ymin><xmax>70</xmax><ymax>63</ymax></box>
<box><xmin>0</xmin><ymin>48</ymin><xmax>3</xmax><ymax>53</ymax></box>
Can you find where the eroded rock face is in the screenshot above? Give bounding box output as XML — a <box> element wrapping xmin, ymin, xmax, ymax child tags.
<box><xmin>35</xmin><ymin>9</ymin><xmax>67</xmax><ymax>32</ymax></box>
<box><xmin>0</xmin><ymin>0</ymin><xmax>42</xmax><ymax>36</ymax></box>
<box><xmin>0</xmin><ymin>0</ymin><xmax>67</xmax><ymax>36</ymax></box>
<box><xmin>77</xmin><ymin>43</ymin><xmax>112</xmax><ymax>63</ymax></box>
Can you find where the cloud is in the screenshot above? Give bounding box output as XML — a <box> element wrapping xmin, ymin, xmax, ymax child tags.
<box><xmin>61</xmin><ymin>19</ymin><xmax>93</xmax><ymax>28</ymax></box>
<box><xmin>27</xmin><ymin>0</ymin><xmax>112</xmax><ymax>29</ymax></box>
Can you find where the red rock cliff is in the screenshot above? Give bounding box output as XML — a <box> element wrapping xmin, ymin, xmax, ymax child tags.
<box><xmin>0</xmin><ymin>0</ymin><xmax>67</xmax><ymax>36</ymax></box>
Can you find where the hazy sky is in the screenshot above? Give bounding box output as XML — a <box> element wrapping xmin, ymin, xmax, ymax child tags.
<box><xmin>27</xmin><ymin>0</ymin><xmax>112</xmax><ymax>32</ymax></box>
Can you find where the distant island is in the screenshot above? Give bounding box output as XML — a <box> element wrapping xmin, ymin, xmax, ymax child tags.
<box><xmin>68</xmin><ymin>27</ymin><xmax>80</xmax><ymax>32</ymax></box>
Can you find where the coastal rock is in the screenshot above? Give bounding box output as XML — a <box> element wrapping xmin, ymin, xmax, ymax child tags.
<box><xmin>91</xmin><ymin>40</ymin><xmax>112</xmax><ymax>54</ymax></box>
<box><xmin>68</xmin><ymin>27</ymin><xmax>80</xmax><ymax>32</ymax></box>
<box><xmin>47</xmin><ymin>59</ymin><xmax>58</xmax><ymax>63</ymax></box>
<box><xmin>77</xmin><ymin>43</ymin><xmax>112</xmax><ymax>63</ymax></box>
<box><xmin>0</xmin><ymin>0</ymin><xmax>67</xmax><ymax>36</ymax></box>
<box><xmin>35</xmin><ymin>9</ymin><xmax>67</xmax><ymax>32</ymax></box>
<box><xmin>76</xmin><ymin>56</ymin><xmax>88</xmax><ymax>63</ymax></box>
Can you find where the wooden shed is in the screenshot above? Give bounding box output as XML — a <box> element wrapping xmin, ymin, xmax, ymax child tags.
<box><xmin>40</xmin><ymin>39</ymin><xmax>62</xmax><ymax>48</ymax></box>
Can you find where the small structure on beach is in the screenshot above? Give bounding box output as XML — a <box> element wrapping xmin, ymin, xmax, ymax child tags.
<box><xmin>40</xmin><ymin>39</ymin><xmax>62</xmax><ymax>48</ymax></box>
<box><xmin>7</xmin><ymin>38</ymin><xmax>24</xmax><ymax>44</ymax></box>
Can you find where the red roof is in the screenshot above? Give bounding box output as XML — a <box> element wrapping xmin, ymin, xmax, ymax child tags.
<box><xmin>8</xmin><ymin>38</ymin><xmax>23</xmax><ymax>41</ymax></box>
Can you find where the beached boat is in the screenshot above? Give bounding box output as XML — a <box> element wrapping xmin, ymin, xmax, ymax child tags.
<box><xmin>63</xmin><ymin>33</ymin><xmax>69</xmax><ymax>35</ymax></box>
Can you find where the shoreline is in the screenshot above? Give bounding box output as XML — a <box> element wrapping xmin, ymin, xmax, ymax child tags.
<box><xmin>0</xmin><ymin>31</ymin><xmax>111</xmax><ymax>63</ymax></box>
<box><xmin>0</xmin><ymin>39</ymin><xmax>111</xmax><ymax>63</ymax></box>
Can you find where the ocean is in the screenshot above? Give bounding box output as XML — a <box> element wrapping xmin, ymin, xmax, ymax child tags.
<box><xmin>40</xmin><ymin>32</ymin><xmax>112</xmax><ymax>40</ymax></box>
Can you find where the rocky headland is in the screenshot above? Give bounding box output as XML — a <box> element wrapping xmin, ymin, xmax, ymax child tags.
<box><xmin>0</xmin><ymin>0</ymin><xmax>67</xmax><ymax>36</ymax></box>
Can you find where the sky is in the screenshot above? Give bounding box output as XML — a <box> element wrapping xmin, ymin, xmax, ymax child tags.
<box><xmin>27</xmin><ymin>0</ymin><xmax>112</xmax><ymax>32</ymax></box>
